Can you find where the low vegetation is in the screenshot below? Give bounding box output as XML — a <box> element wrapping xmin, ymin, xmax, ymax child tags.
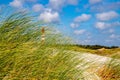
<box><xmin>97</xmin><ymin>59</ymin><xmax>120</xmax><ymax>80</ymax></box>
<box><xmin>0</xmin><ymin>11</ymin><xmax>86</xmax><ymax>80</ymax></box>
<box><xmin>0</xmin><ymin>10</ymin><xmax>120</xmax><ymax>80</ymax></box>
<box><xmin>64</xmin><ymin>45</ymin><xmax>120</xmax><ymax>59</ymax></box>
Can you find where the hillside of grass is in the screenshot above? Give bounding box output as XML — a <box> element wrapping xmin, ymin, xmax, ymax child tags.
<box><xmin>0</xmin><ymin>10</ymin><xmax>120</xmax><ymax>80</ymax></box>
<box><xmin>64</xmin><ymin>45</ymin><xmax>120</xmax><ymax>59</ymax></box>
<box><xmin>0</xmin><ymin>11</ymin><xmax>87</xmax><ymax>80</ymax></box>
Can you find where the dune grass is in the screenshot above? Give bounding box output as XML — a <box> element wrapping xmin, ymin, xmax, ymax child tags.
<box><xmin>66</xmin><ymin>45</ymin><xmax>120</xmax><ymax>59</ymax></box>
<box><xmin>97</xmin><ymin>59</ymin><xmax>120</xmax><ymax>80</ymax></box>
<box><xmin>0</xmin><ymin>11</ymin><xmax>86</xmax><ymax>80</ymax></box>
<box><xmin>0</xmin><ymin>42</ymin><xmax>85</xmax><ymax>80</ymax></box>
<box><xmin>0</xmin><ymin>10</ymin><xmax>120</xmax><ymax>80</ymax></box>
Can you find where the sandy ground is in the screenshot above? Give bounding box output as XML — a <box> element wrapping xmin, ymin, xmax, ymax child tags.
<box><xmin>69</xmin><ymin>51</ymin><xmax>120</xmax><ymax>80</ymax></box>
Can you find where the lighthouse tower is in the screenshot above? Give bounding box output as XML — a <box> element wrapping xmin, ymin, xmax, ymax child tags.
<box><xmin>41</xmin><ymin>27</ymin><xmax>45</xmax><ymax>44</ymax></box>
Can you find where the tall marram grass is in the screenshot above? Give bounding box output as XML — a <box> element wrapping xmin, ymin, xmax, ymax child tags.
<box><xmin>0</xmin><ymin>11</ymin><xmax>86</xmax><ymax>80</ymax></box>
<box><xmin>97</xmin><ymin>58</ymin><xmax>120</xmax><ymax>80</ymax></box>
<box><xmin>1</xmin><ymin>10</ymin><xmax>120</xmax><ymax>80</ymax></box>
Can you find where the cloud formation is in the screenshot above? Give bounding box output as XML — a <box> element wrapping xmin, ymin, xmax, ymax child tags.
<box><xmin>38</xmin><ymin>9</ymin><xmax>60</xmax><ymax>23</ymax></box>
<box><xmin>89</xmin><ymin>0</ymin><xmax>102</xmax><ymax>4</ymax></box>
<box><xmin>91</xmin><ymin>2</ymin><xmax>120</xmax><ymax>12</ymax></box>
<box><xmin>74</xmin><ymin>29</ymin><xmax>86</xmax><ymax>35</ymax></box>
<box><xmin>32</xmin><ymin>4</ymin><xmax>44</xmax><ymax>12</ymax></box>
<box><xmin>110</xmin><ymin>34</ymin><xmax>120</xmax><ymax>39</ymax></box>
<box><xmin>70</xmin><ymin>14</ymin><xmax>91</xmax><ymax>28</ymax></box>
<box><xmin>48</xmin><ymin>0</ymin><xmax>79</xmax><ymax>11</ymax></box>
<box><xmin>67</xmin><ymin>0</ymin><xmax>78</xmax><ymax>5</ymax></box>
<box><xmin>49</xmin><ymin>0</ymin><xmax>65</xmax><ymax>11</ymax></box>
<box><xmin>109</xmin><ymin>29</ymin><xmax>114</xmax><ymax>33</ymax></box>
<box><xmin>96</xmin><ymin>11</ymin><xmax>119</xmax><ymax>21</ymax></box>
<box><xmin>95</xmin><ymin>21</ymin><xmax>120</xmax><ymax>30</ymax></box>
<box><xmin>95</xmin><ymin>22</ymin><xmax>109</xmax><ymax>30</ymax></box>
<box><xmin>70</xmin><ymin>23</ymin><xmax>79</xmax><ymax>28</ymax></box>
<box><xmin>9</xmin><ymin>0</ymin><xmax>23</xmax><ymax>8</ymax></box>
<box><xmin>9</xmin><ymin>0</ymin><xmax>37</xmax><ymax>8</ymax></box>
<box><xmin>74</xmin><ymin>14</ymin><xmax>91</xmax><ymax>22</ymax></box>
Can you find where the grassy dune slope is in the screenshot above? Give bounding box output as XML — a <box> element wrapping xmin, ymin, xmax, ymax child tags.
<box><xmin>0</xmin><ymin>11</ymin><xmax>120</xmax><ymax>80</ymax></box>
<box><xmin>65</xmin><ymin>45</ymin><xmax>120</xmax><ymax>59</ymax></box>
<box><xmin>0</xmin><ymin>11</ymin><xmax>85</xmax><ymax>80</ymax></box>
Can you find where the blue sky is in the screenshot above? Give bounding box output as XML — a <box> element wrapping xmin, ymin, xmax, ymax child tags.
<box><xmin>0</xmin><ymin>0</ymin><xmax>120</xmax><ymax>46</ymax></box>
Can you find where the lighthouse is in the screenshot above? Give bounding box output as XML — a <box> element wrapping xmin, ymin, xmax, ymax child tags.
<box><xmin>41</xmin><ymin>27</ymin><xmax>45</xmax><ymax>44</ymax></box>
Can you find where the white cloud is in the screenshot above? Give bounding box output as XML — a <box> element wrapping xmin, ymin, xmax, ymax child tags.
<box><xmin>9</xmin><ymin>0</ymin><xmax>37</xmax><ymax>8</ymax></box>
<box><xmin>49</xmin><ymin>0</ymin><xmax>65</xmax><ymax>11</ymax></box>
<box><xmin>9</xmin><ymin>0</ymin><xmax>23</xmax><ymax>8</ymax></box>
<box><xmin>74</xmin><ymin>14</ymin><xmax>91</xmax><ymax>22</ymax></box>
<box><xmin>105</xmin><ymin>39</ymin><xmax>113</xmax><ymax>43</ymax></box>
<box><xmin>38</xmin><ymin>9</ymin><xmax>60</xmax><ymax>23</ymax></box>
<box><xmin>70</xmin><ymin>14</ymin><xmax>91</xmax><ymax>28</ymax></box>
<box><xmin>67</xmin><ymin>0</ymin><xmax>78</xmax><ymax>5</ymax></box>
<box><xmin>109</xmin><ymin>29</ymin><xmax>114</xmax><ymax>33</ymax></box>
<box><xmin>90</xmin><ymin>2</ymin><xmax>120</xmax><ymax>12</ymax></box>
<box><xmin>74</xmin><ymin>29</ymin><xmax>86</xmax><ymax>35</ymax></box>
<box><xmin>95</xmin><ymin>22</ymin><xmax>110</xmax><ymax>30</ymax></box>
<box><xmin>113</xmin><ymin>21</ymin><xmax>120</xmax><ymax>26</ymax></box>
<box><xmin>32</xmin><ymin>4</ymin><xmax>44</xmax><ymax>12</ymax></box>
<box><xmin>110</xmin><ymin>34</ymin><xmax>116</xmax><ymax>38</ymax></box>
<box><xmin>70</xmin><ymin>23</ymin><xmax>79</xmax><ymax>28</ymax></box>
<box><xmin>110</xmin><ymin>34</ymin><xmax>120</xmax><ymax>39</ymax></box>
<box><xmin>89</xmin><ymin>0</ymin><xmax>102</xmax><ymax>4</ymax></box>
<box><xmin>96</xmin><ymin>11</ymin><xmax>119</xmax><ymax>21</ymax></box>
<box><xmin>95</xmin><ymin>21</ymin><xmax>120</xmax><ymax>30</ymax></box>
<box><xmin>48</xmin><ymin>0</ymin><xmax>79</xmax><ymax>11</ymax></box>
<box><xmin>84</xmin><ymin>39</ymin><xmax>91</xmax><ymax>43</ymax></box>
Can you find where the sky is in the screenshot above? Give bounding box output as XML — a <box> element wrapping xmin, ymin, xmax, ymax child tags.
<box><xmin>0</xmin><ymin>0</ymin><xmax>120</xmax><ymax>46</ymax></box>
